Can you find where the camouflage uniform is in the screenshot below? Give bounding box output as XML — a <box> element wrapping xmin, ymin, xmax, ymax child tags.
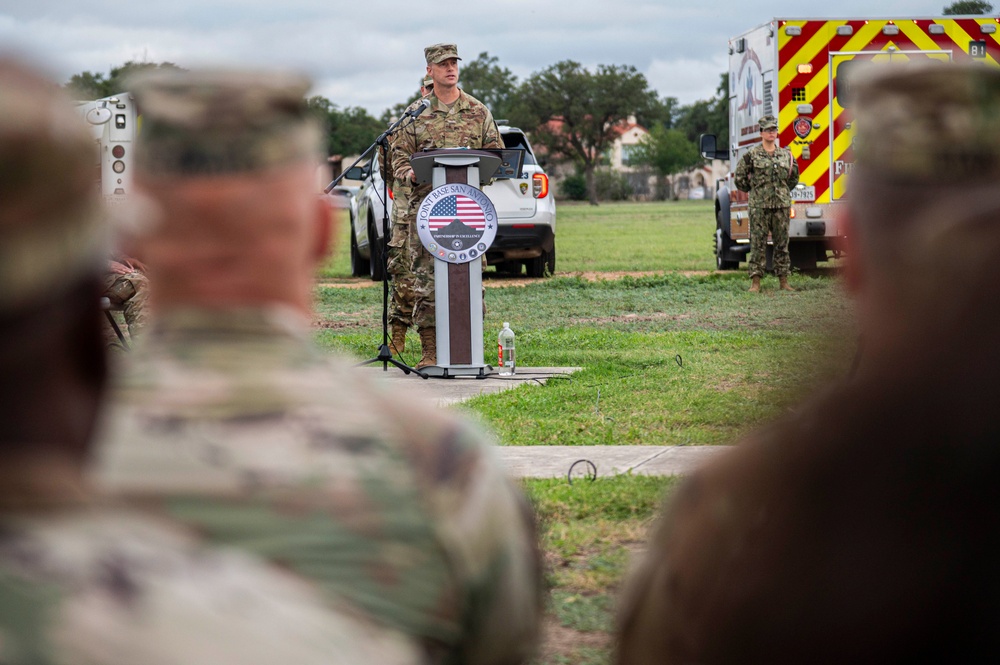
<box><xmin>0</xmin><ymin>503</ymin><xmax>422</xmax><ymax>665</ymax></box>
<box><xmin>389</xmin><ymin>45</ymin><xmax>503</xmax><ymax>332</ymax></box>
<box><xmin>103</xmin><ymin>257</ymin><xmax>149</xmax><ymax>346</ymax></box>
<box><xmin>385</xmin><ymin>103</ymin><xmax>421</xmax><ymax>333</ymax></box>
<box><xmin>387</xmin><ymin>76</ymin><xmax>437</xmax><ymax>338</ymax></box>
<box><xmin>734</xmin><ymin>116</ymin><xmax>799</xmax><ymax>279</ymax></box>
<box><xmin>94</xmin><ymin>67</ymin><xmax>542</xmax><ymax>665</ymax></box>
<box><xmin>0</xmin><ymin>58</ymin><xmax>419</xmax><ymax>665</ymax></box>
<box><xmin>95</xmin><ymin>308</ymin><xmax>542</xmax><ymax>664</ymax></box>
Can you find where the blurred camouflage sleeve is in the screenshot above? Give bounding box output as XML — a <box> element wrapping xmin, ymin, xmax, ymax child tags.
<box><xmin>390</xmin><ymin>122</ymin><xmax>417</xmax><ymax>183</ymax></box>
<box><xmin>734</xmin><ymin>150</ymin><xmax>752</xmax><ymax>192</ymax></box>
<box><xmin>786</xmin><ymin>152</ymin><xmax>800</xmax><ymax>190</ymax></box>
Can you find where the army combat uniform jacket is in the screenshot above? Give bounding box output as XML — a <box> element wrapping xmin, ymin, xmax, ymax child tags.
<box><xmin>0</xmin><ymin>501</ymin><xmax>421</xmax><ymax>664</ymax></box>
<box><xmin>389</xmin><ymin>90</ymin><xmax>504</xmax><ymax>226</ymax></box>
<box><xmin>734</xmin><ymin>144</ymin><xmax>799</xmax><ymax>209</ymax></box>
<box><xmin>93</xmin><ymin>307</ymin><xmax>542</xmax><ymax>665</ymax></box>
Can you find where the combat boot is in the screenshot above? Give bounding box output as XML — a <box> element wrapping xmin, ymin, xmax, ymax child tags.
<box><xmin>390</xmin><ymin>323</ymin><xmax>407</xmax><ymax>355</ymax></box>
<box><xmin>416</xmin><ymin>327</ymin><xmax>437</xmax><ymax>370</ymax></box>
<box><xmin>748</xmin><ymin>276</ymin><xmax>761</xmax><ymax>293</ymax></box>
<box><xmin>779</xmin><ymin>275</ymin><xmax>795</xmax><ymax>292</ymax></box>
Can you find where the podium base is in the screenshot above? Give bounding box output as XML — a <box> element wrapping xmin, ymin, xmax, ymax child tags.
<box><xmin>419</xmin><ymin>364</ymin><xmax>494</xmax><ymax>379</ymax></box>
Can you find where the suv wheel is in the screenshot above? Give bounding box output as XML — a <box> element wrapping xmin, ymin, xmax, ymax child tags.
<box><xmin>350</xmin><ymin>221</ymin><xmax>369</xmax><ymax>277</ymax></box>
<box><xmin>715</xmin><ymin>214</ymin><xmax>739</xmax><ymax>270</ymax></box>
<box><xmin>526</xmin><ymin>247</ymin><xmax>556</xmax><ymax>278</ymax></box>
<box><xmin>368</xmin><ymin>218</ymin><xmax>386</xmax><ymax>282</ymax></box>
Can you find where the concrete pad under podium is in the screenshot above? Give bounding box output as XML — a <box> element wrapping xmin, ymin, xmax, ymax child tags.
<box><xmin>354</xmin><ymin>365</ymin><xmax>581</xmax><ymax>407</ymax></box>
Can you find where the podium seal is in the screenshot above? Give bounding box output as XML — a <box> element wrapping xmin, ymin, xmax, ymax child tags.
<box><xmin>416</xmin><ymin>182</ymin><xmax>497</xmax><ymax>264</ymax></box>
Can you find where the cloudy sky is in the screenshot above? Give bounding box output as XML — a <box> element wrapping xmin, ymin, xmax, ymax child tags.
<box><xmin>1</xmin><ymin>0</ymin><xmax>950</xmax><ymax>115</ymax></box>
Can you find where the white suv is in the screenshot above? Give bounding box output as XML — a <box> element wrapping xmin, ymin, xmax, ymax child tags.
<box><xmin>484</xmin><ymin>125</ymin><xmax>557</xmax><ymax>277</ymax></box>
<box><xmin>343</xmin><ymin>156</ymin><xmax>392</xmax><ymax>280</ymax></box>
<box><xmin>344</xmin><ymin>125</ymin><xmax>556</xmax><ymax>280</ymax></box>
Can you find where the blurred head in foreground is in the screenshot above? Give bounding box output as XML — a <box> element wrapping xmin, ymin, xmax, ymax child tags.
<box><xmin>616</xmin><ymin>62</ymin><xmax>1000</xmax><ymax>665</ymax></box>
<box><xmin>127</xmin><ymin>67</ymin><xmax>336</xmax><ymax>317</ymax></box>
<box><xmin>0</xmin><ymin>55</ymin><xmax>107</xmax><ymax>469</ymax></box>
<box><xmin>843</xmin><ymin>61</ymin><xmax>1000</xmax><ymax>356</ymax></box>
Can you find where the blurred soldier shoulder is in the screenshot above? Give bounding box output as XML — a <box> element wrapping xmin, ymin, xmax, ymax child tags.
<box><xmin>95</xmin><ymin>67</ymin><xmax>542</xmax><ymax>664</ymax></box>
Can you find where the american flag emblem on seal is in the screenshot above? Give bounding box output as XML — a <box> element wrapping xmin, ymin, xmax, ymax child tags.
<box><xmin>428</xmin><ymin>194</ymin><xmax>486</xmax><ymax>230</ymax></box>
<box><xmin>416</xmin><ymin>182</ymin><xmax>498</xmax><ymax>265</ymax></box>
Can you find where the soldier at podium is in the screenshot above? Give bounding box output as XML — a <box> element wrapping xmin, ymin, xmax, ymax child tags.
<box><xmin>389</xmin><ymin>43</ymin><xmax>503</xmax><ymax>369</ymax></box>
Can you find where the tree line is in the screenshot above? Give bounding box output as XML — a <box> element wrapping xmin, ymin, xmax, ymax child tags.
<box><xmin>66</xmin><ymin>57</ymin><xmax>723</xmax><ymax>205</ymax></box>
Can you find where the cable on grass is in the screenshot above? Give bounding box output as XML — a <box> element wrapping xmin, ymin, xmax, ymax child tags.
<box><xmin>594</xmin><ymin>389</ymin><xmax>615</xmax><ymax>423</ymax></box>
<box><xmin>568</xmin><ymin>459</ymin><xmax>597</xmax><ymax>484</ymax></box>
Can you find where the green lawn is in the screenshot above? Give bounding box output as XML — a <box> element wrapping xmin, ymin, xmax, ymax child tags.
<box><xmin>313</xmin><ymin>199</ymin><xmax>857</xmax><ymax>664</ymax></box>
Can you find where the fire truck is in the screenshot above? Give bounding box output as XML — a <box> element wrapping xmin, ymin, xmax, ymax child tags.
<box><xmin>74</xmin><ymin>93</ymin><xmax>139</xmax><ymax>205</ymax></box>
<box><xmin>700</xmin><ymin>16</ymin><xmax>1000</xmax><ymax>270</ymax></box>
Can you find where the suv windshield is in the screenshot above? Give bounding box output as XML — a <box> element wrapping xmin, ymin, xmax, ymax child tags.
<box><xmin>499</xmin><ymin>129</ymin><xmax>537</xmax><ymax>166</ymax></box>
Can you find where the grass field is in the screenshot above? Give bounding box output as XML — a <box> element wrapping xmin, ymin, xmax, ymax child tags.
<box><xmin>313</xmin><ymin>199</ymin><xmax>857</xmax><ymax>664</ymax></box>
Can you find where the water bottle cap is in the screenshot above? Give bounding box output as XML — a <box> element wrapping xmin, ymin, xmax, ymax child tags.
<box><xmin>503</xmin><ymin>322</ymin><xmax>509</xmax><ymax>328</ymax></box>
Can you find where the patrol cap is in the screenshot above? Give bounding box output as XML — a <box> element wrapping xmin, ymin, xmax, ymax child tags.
<box><xmin>851</xmin><ymin>62</ymin><xmax>1000</xmax><ymax>183</ymax></box>
<box><xmin>422</xmin><ymin>75</ymin><xmax>434</xmax><ymax>89</ymax></box>
<box><xmin>129</xmin><ymin>67</ymin><xmax>323</xmax><ymax>177</ymax></box>
<box><xmin>758</xmin><ymin>115</ymin><xmax>778</xmax><ymax>131</ymax></box>
<box><xmin>0</xmin><ymin>57</ymin><xmax>106</xmax><ymax>309</ymax></box>
<box><xmin>424</xmin><ymin>43</ymin><xmax>461</xmax><ymax>65</ymax></box>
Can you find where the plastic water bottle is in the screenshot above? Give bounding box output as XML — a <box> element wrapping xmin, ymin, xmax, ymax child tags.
<box><xmin>498</xmin><ymin>322</ymin><xmax>516</xmax><ymax>375</ymax></box>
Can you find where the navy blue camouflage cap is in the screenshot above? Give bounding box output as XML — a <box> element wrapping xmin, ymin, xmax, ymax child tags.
<box><xmin>851</xmin><ymin>62</ymin><xmax>1000</xmax><ymax>182</ymax></box>
<box><xmin>424</xmin><ymin>43</ymin><xmax>461</xmax><ymax>65</ymax></box>
<box><xmin>129</xmin><ymin>67</ymin><xmax>324</xmax><ymax>177</ymax></box>
<box><xmin>0</xmin><ymin>57</ymin><xmax>106</xmax><ymax>309</ymax></box>
<box><xmin>758</xmin><ymin>115</ymin><xmax>778</xmax><ymax>131</ymax></box>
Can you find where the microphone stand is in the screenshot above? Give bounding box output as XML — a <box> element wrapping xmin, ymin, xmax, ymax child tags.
<box><xmin>325</xmin><ymin>102</ymin><xmax>430</xmax><ymax>378</ymax></box>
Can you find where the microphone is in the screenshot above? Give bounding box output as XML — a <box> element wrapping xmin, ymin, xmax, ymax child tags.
<box><xmin>407</xmin><ymin>98</ymin><xmax>432</xmax><ymax>118</ymax></box>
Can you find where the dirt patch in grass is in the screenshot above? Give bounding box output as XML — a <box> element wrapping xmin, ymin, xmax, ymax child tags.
<box><xmin>318</xmin><ymin>270</ymin><xmax>717</xmax><ymax>290</ymax></box>
<box><xmin>312</xmin><ymin>318</ymin><xmax>369</xmax><ymax>329</ymax></box>
<box><xmin>575</xmin><ymin>312</ymin><xmax>693</xmax><ymax>325</ymax></box>
<box><xmin>316</xmin><ymin>279</ymin><xmax>376</xmax><ymax>289</ymax></box>
<box><xmin>537</xmin><ymin>616</ymin><xmax>612</xmax><ymax>662</ymax></box>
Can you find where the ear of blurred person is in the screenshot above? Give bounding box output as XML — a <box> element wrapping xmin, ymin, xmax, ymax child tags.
<box><xmin>616</xmin><ymin>61</ymin><xmax>1000</xmax><ymax>665</ymax></box>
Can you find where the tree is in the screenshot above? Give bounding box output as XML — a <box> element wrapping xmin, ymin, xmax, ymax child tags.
<box><xmin>943</xmin><ymin>0</ymin><xmax>993</xmax><ymax>13</ymax></box>
<box><xmin>674</xmin><ymin>73</ymin><xmax>729</xmax><ymax>144</ymax></box>
<box><xmin>512</xmin><ymin>61</ymin><xmax>659</xmax><ymax>205</ymax></box>
<box><xmin>65</xmin><ymin>61</ymin><xmax>184</xmax><ymax>99</ymax></box>
<box><xmin>459</xmin><ymin>52</ymin><xmax>519</xmax><ymax>121</ymax></box>
<box><xmin>306</xmin><ymin>96</ymin><xmax>384</xmax><ymax>157</ymax></box>
<box><xmin>636</xmin><ymin>126</ymin><xmax>702</xmax><ymax>186</ymax></box>
<box><xmin>639</xmin><ymin>95</ymin><xmax>681</xmax><ymax>131</ymax></box>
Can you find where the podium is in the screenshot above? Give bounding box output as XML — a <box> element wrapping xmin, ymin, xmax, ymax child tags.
<box><xmin>410</xmin><ymin>149</ymin><xmax>502</xmax><ymax>378</ymax></box>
